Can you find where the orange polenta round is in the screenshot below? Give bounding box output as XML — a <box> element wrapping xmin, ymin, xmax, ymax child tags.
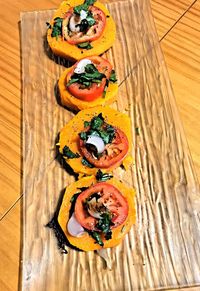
<box><xmin>58</xmin><ymin>176</ymin><xmax>136</xmax><ymax>251</ymax></box>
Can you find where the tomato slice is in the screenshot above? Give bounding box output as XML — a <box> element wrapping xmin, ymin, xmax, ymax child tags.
<box><xmin>62</xmin><ymin>6</ymin><xmax>106</xmax><ymax>44</ymax></box>
<box><xmin>74</xmin><ymin>182</ymin><xmax>129</xmax><ymax>231</ymax></box>
<box><xmin>66</xmin><ymin>56</ymin><xmax>112</xmax><ymax>101</ymax></box>
<box><xmin>79</xmin><ymin>127</ymin><xmax>129</xmax><ymax>168</ymax></box>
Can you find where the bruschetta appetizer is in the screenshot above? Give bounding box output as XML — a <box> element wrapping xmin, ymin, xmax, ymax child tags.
<box><xmin>58</xmin><ymin>56</ymin><xmax>118</xmax><ymax>110</ymax></box>
<box><xmin>47</xmin><ymin>0</ymin><xmax>116</xmax><ymax>60</ymax></box>
<box><xmin>58</xmin><ymin>106</ymin><xmax>133</xmax><ymax>175</ymax></box>
<box><xmin>58</xmin><ymin>175</ymin><xmax>136</xmax><ymax>251</ymax></box>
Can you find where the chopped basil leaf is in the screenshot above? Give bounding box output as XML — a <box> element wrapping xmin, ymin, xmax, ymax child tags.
<box><xmin>98</xmin><ymin>130</ymin><xmax>110</xmax><ymax>144</ymax></box>
<box><xmin>74</xmin><ymin>4</ymin><xmax>87</xmax><ymax>15</ymax></box>
<box><xmin>85</xmin><ymin>64</ymin><xmax>97</xmax><ymax>73</ymax></box>
<box><xmin>66</xmin><ymin>78</ymin><xmax>79</xmax><ymax>87</ymax></box>
<box><xmin>93</xmin><ymin>124</ymin><xmax>115</xmax><ymax>145</ymax></box>
<box><xmin>80</xmin><ymin>114</ymin><xmax>115</xmax><ymax>145</ymax></box>
<box><xmin>46</xmin><ymin>22</ymin><xmax>51</xmax><ymax>29</ymax></box>
<box><xmin>69</xmin><ymin>192</ymin><xmax>82</xmax><ymax>218</ymax></box>
<box><xmin>85</xmin><ymin>0</ymin><xmax>96</xmax><ymax>5</ymax></box>
<box><xmin>67</xmin><ymin>64</ymin><xmax>105</xmax><ymax>88</ymax></box>
<box><xmin>82</xmin><ymin>81</ymin><xmax>91</xmax><ymax>87</ymax></box>
<box><xmin>79</xmin><ymin>132</ymin><xmax>87</xmax><ymax>140</ymax></box>
<box><xmin>84</xmin><ymin>121</ymin><xmax>91</xmax><ymax>128</ymax></box>
<box><xmin>85</xmin><ymin>64</ymin><xmax>104</xmax><ymax>78</ymax></box>
<box><xmin>96</xmin><ymin>213</ymin><xmax>114</xmax><ymax>240</ymax></box>
<box><xmin>86</xmin><ymin>14</ymin><xmax>96</xmax><ymax>26</ymax></box>
<box><xmin>96</xmin><ymin>170</ymin><xmax>113</xmax><ymax>181</ymax></box>
<box><xmin>77</xmin><ymin>41</ymin><xmax>93</xmax><ymax>50</ymax></box>
<box><xmin>109</xmin><ymin>70</ymin><xmax>117</xmax><ymax>83</ymax></box>
<box><xmin>88</xmin><ymin>231</ymin><xmax>104</xmax><ymax>246</ymax></box>
<box><xmin>81</xmin><ymin>157</ymin><xmax>94</xmax><ymax>168</ymax></box>
<box><xmin>63</xmin><ymin>145</ymin><xmax>80</xmax><ymax>159</ymax></box>
<box><xmin>74</xmin><ymin>0</ymin><xmax>96</xmax><ymax>15</ymax></box>
<box><xmin>105</xmin><ymin>124</ymin><xmax>115</xmax><ymax>143</ymax></box>
<box><xmin>88</xmin><ymin>129</ymin><xmax>100</xmax><ymax>135</ymax></box>
<box><xmin>51</xmin><ymin>17</ymin><xmax>63</xmax><ymax>39</ymax></box>
<box><xmin>90</xmin><ymin>113</ymin><xmax>104</xmax><ymax>130</ymax></box>
<box><xmin>85</xmin><ymin>65</ymin><xmax>105</xmax><ymax>79</ymax></box>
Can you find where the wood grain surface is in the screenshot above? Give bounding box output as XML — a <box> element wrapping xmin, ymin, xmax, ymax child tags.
<box><xmin>0</xmin><ymin>0</ymin><xmax>200</xmax><ymax>290</ymax></box>
<box><xmin>160</xmin><ymin>0</ymin><xmax>200</xmax><ymax>180</ymax></box>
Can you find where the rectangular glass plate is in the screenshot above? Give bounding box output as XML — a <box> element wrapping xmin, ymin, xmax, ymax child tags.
<box><xmin>21</xmin><ymin>0</ymin><xmax>200</xmax><ymax>290</ymax></box>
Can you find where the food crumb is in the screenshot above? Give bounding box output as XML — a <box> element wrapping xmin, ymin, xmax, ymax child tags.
<box><xmin>135</xmin><ymin>127</ymin><xmax>140</xmax><ymax>135</ymax></box>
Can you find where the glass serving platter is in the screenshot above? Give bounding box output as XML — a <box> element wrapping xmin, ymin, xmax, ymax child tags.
<box><xmin>21</xmin><ymin>0</ymin><xmax>200</xmax><ymax>290</ymax></box>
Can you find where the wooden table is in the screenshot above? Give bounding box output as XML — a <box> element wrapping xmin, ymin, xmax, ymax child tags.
<box><xmin>0</xmin><ymin>0</ymin><xmax>199</xmax><ymax>290</ymax></box>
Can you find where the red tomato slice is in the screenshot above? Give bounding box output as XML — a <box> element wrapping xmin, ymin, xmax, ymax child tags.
<box><xmin>66</xmin><ymin>56</ymin><xmax>112</xmax><ymax>101</ymax></box>
<box><xmin>74</xmin><ymin>182</ymin><xmax>129</xmax><ymax>231</ymax></box>
<box><xmin>79</xmin><ymin>127</ymin><xmax>129</xmax><ymax>168</ymax></box>
<box><xmin>62</xmin><ymin>6</ymin><xmax>106</xmax><ymax>44</ymax></box>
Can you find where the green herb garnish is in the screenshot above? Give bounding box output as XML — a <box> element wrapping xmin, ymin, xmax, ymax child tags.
<box><xmin>79</xmin><ymin>132</ymin><xmax>87</xmax><ymax>140</ymax></box>
<box><xmin>84</xmin><ymin>64</ymin><xmax>105</xmax><ymax>80</ymax></box>
<box><xmin>84</xmin><ymin>121</ymin><xmax>91</xmax><ymax>128</ymax></box>
<box><xmin>96</xmin><ymin>170</ymin><xmax>113</xmax><ymax>182</ymax></box>
<box><xmin>74</xmin><ymin>0</ymin><xmax>96</xmax><ymax>15</ymax></box>
<box><xmin>92</xmin><ymin>124</ymin><xmax>115</xmax><ymax>145</ymax></box>
<box><xmin>67</xmin><ymin>64</ymin><xmax>105</xmax><ymax>88</ymax></box>
<box><xmin>89</xmin><ymin>231</ymin><xmax>104</xmax><ymax>246</ymax></box>
<box><xmin>86</xmin><ymin>12</ymin><xmax>96</xmax><ymax>26</ymax></box>
<box><xmin>66</xmin><ymin>78</ymin><xmax>79</xmax><ymax>86</ymax></box>
<box><xmin>63</xmin><ymin>145</ymin><xmax>80</xmax><ymax>159</ymax></box>
<box><xmin>69</xmin><ymin>192</ymin><xmax>82</xmax><ymax>217</ymax></box>
<box><xmin>90</xmin><ymin>113</ymin><xmax>104</xmax><ymax>129</ymax></box>
<box><xmin>81</xmin><ymin>157</ymin><xmax>94</xmax><ymax>168</ymax></box>
<box><xmin>96</xmin><ymin>213</ymin><xmax>113</xmax><ymax>240</ymax></box>
<box><xmin>104</xmin><ymin>124</ymin><xmax>115</xmax><ymax>143</ymax></box>
<box><xmin>85</xmin><ymin>0</ymin><xmax>96</xmax><ymax>6</ymax></box>
<box><xmin>77</xmin><ymin>42</ymin><xmax>93</xmax><ymax>50</ymax></box>
<box><xmin>51</xmin><ymin>17</ymin><xmax>63</xmax><ymax>39</ymax></box>
<box><xmin>98</xmin><ymin>130</ymin><xmax>111</xmax><ymax>144</ymax></box>
<box><xmin>79</xmin><ymin>114</ymin><xmax>115</xmax><ymax>146</ymax></box>
<box><xmin>109</xmin><ymin>70</ymin><xmax>117</xmax><ymax>83</ymax></box>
